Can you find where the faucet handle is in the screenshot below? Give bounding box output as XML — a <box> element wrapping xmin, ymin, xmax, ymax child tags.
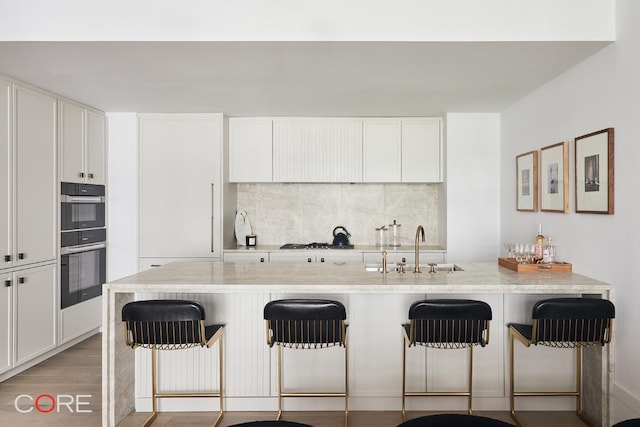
<box><xmin>397</xmin><ymin>262</ymin><xmax>405</xmax><ymax>274</ymax></box>
<box><xmin>428</xmin><ymin>263</ymin><xmax>437</xmax><ymax>274</ymax></box>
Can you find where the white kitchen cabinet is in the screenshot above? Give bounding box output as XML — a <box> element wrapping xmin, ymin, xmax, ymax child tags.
<box><xmin>139</xmin><ymin>114</ymin><xmax>223</xmax><ymax>259</ymax></box>
<box><xmin>401</xmin><ymin>118</ymin><xmax>442</xmax><ymax>183</ymax></box>
<box><xmin>223</xmin><ymin>252</ymin><xmax>269</xmax><ymax>263</ymax></box>
<box><xmin>0</xmin><ymin>269</ymin><xmax>10</xmax><ymax>374</ymax></box>
<box><xmin>362</xmin><ymin>119</ymin><xmax>402</xmax><ymax>182</ymax></box>
<box><xmin>4</xmin><ymin>84</ymin><xmax>57</xmax><ymax>269</ymax></box>
<box><xmin>13</xmin><ymin>263</ymin><xmax>57</xmax><ymax>366</ymax></box>
<box><xmin>59</xmin><ymin>296</ymin><xmax>102</xmax><ymax>344</ymax></box>
<box><xmin>229</xmin><ymin>118</ymin><xmax>272</xmax><ymax>182</ymax></box>
<box><xmin>269</xmin><ymin>252</ymin><xmax>317</xmax><ymax>263</ymax></box>
<box><xmin>363</xmin><ymin>251</ymin><xmax>446</xmax><ymax>265</ymax></box>
<box><xmin>59</xmin><ymin>99</ymin><xmax>106</xmax><ymax>185</ymax></box>
<box><xmin>272</xmin><ymin>118</ymin><xmax>362</xmax><ymax>182</ymax></box>
<box><xmin>0</xmin><ymin>79</ymin><xmax>11</xmax><ymax>272</ymax></box>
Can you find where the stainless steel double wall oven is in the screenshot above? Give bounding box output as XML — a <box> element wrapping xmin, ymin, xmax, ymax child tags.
<box><xmin>60</xmin><ymin>182</ymin><xmax>106</xmax><ymax>309</ymax></box>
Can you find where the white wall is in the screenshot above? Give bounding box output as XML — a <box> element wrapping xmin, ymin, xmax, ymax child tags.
<box><xmin>501</xmin><ymin>0</ymin><xmax>640</xmax><ymax>421</ymax></box>
<box><xmin>446</xmin><ymin>113</ymin><xmax>501</xmax><ymax>261</ymax></box>
<box><xmin>0</xmin><ymin>0</ymin><xmax>613</xmax><ymax>42</ymax></box>
<box><xmin>106</xmin><ymin>113</ymin><xmax>138</xmax><ymax>281</ymax></box>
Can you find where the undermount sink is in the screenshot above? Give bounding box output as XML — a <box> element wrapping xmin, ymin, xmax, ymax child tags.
<box><xmin>364</xmin><ymin>263</ymin><xmax>463</xmax><ymax>273</ymax></box>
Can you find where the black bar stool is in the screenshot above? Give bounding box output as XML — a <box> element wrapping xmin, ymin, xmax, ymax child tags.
<box><xmin>402</xmin><ymin>299</ymin><xmax>492</xmax><ymax>421</ymax></box>
<box><xmin>508</xmin><ymin>297</ymin><xmax>615</xmax><ymax>427</ymax></box>
<box><xmin>264</xmin><ymin>299</ymin><xmax>348</xmax><ymax>426</ymax></box>
<box><xmin>397</xmin><ymin>413</ymin><xmax>515</xmax><ymax>427</ymax></box>
<box><xmin>122</xmin><ymin>299</ymin><xmax>225</xmax><ymax>427</ymax></box>
<box><xmin>229</xmin><ymin>421</ymin><xmax>313</xmax><ymax>427</ymax></box>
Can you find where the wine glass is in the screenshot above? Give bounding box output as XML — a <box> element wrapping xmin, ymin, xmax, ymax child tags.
<box><xmin>503</xmin><ymin>242</ymin><xmax>514</xmax><ymax>258</ymax></box>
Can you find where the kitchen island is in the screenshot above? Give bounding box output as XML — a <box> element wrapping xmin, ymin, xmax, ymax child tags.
<box><xmin>102</xmin><ymin>261</ymin><xmax>614</xmax><ymax>426</ymax></box>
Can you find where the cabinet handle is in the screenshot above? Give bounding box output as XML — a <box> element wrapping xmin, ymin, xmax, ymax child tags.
<box><xmin>307</xmin><ymin>257</ymin><xmax>312</xmax><ymax>263</ymax></box>
<box><xmin>320</xmin><ymin>257</ymin><xmax>325</xmax><ymax>263</ymax></box>
<box><xmin>4</xmin><ymin>255</ymin><xmax>10</xmax><ymax>262</ymax></box>
<box><xmin>211</xmin><ymin>183</ymin><xmax>216</xmax><ymax>252</ymax></box>
<box><xmin>260</xmin><ymin>257</ymin><xmax>265</xmax><ymax>263</ymax></box>
<box><xmin>88</xmin><ymin>173</ymin><xmax>94</xmax><ymax>179</ymax></box>
<box><xmin>79</xmin><ymin>172</ymin><xmax>85</xmax><ymax>178</ymax></box>
<box><xmin>18</xmin><ymin>277</ymin><xmax>25</xmax><ymax>284</ymax></box>
<box><xmin>150</xmin><ymin>264</ymin><xmax>161</xmax><ymax>268</ymax></box>
<box><xmin>4</xmin><ymin>280</ymin><xmax>10</xmax><ymax>287</ymax></box>
<box><xmin>402</xmin><ymin>257</ymin><xmax>406</xmax><ymax>263</ymax></box>
<box><xmin>18</xmin><ymin>253</ymin><xmax>25</xmax><ymax>260</ymax></box>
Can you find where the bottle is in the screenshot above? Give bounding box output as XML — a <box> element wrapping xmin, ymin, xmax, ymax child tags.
<box><xmin>542</xmin><ymin>236</ymin><xmax>555</xmax><ymax>264</ymax></box>
<box><xmin>534</xmin><ymin>224</ymin><xmax>545</xmax><ymax>262</ymax></box>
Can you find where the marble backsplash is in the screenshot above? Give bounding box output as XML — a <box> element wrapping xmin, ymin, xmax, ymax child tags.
<box><xmin>235</xmin><ymin>183</ymin><xmax>439</xmax><ymax>246</ymax></box>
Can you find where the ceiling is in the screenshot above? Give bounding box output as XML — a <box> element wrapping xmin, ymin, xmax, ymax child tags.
<box><xmin>0</xmin><ymin>41</ymin><xmax>610</xmax><ymax>116</ymax></box>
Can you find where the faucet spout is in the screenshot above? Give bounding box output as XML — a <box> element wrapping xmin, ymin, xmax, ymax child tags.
<box><xmin>413</xmin><ymin>225</ymin><xmax>426</xmax><ymax>273</ymax></box>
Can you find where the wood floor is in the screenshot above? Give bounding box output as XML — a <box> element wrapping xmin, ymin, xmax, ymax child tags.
<box><xmin>0</xmin><ymin>333</ymin><xmax>588</xmax><ymax>427</ymax></box>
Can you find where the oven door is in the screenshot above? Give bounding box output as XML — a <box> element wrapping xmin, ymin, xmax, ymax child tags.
<box><xmin>60</xmin><ymin>243</ymin><xmax>106</xmax><ymax>309</ymax></box>
<box><xmin>61</xmin><ymin>195</ymin><xmax>106</xmax><ymax>230</ymax></box>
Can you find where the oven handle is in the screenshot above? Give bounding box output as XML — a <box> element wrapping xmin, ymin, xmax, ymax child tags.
<box><xmin>61</xmin><ymin>243</ymin><xmax>106</xmax><ymax>255</ymax></box>
<box><xmin>62</xmin><ymin>195</ymin><xmax>105</xmax><ymax>203</ymax></box>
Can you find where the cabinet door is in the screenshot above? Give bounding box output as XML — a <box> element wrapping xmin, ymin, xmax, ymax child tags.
<box><xmin>0</xmin><ymin>80</ymin><xmax>11</xmax><ymax>269</ymax></box>
<box><xmin>15</xmin><ymin>264</ymin><xmax>57</xmax><ymax>365</ymax></box>
<box><xmin>59</xmin><ymin>100</ymin><xmax>85</xmax><ymax>183</ymax></box>
<box><xmin>273</xmin><ymin>118</ymin><xmax>362</xmax><ymax>182</ymax></box>
<box><xmin>14</xmin><ymin>86</ymin><xmax>57</xmax><ymax>266</ymax></box>
<box><xmin>317</xmin><ymin>252</ymin><xmax>363</xmax><ymax>264</ymax></box>
<box><xmin>229</xmin><ymin>118</ymin><xmax>272</xmax><ymax>182</ymax></box>
<box><xmin>223</xmin><ymin>252</ymin><xmax>269</xmax><ymax>263</ymax></box>
<box><xmin>139</xmin><ymin>114</ymin><xmax>222</xmax><ymax>258</ymax></box>
<box><xmin>268</xmin><ymin>252</ymin><xmax>316</xmax><ymax>263</ymax></box>
<box><xmin>362</xmin><ymin>119</ymin><xmax>401</xmax><ymax>182</ymax></box>
<box><xmin>0</xmin><ymin>271</ymin><xmax>11</xmax><ymax>374</ymax></box>
<box><xmin>401</xmin><ymin>119</ymin><xmax>442</xmax><ymax>183</ymax></box>
<box><xmin>86</xmin><ymin>109</ymin><xmax>106</xmax><ymax>185</ymax></box>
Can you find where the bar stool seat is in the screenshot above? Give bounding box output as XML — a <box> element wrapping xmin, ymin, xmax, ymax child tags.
<box><xmin>397</xmin><ymin>413</ymin><xmax>515</xmax><ymax>427</ymax></box>
<box><xmin>264</xmin><ymin>298</ymin><xmax>348</xmax><ymax>426</ymax></box>
<box><xmin>229</xmin><ymin>421</ymin><xmax>313</xmax><ymax>427</ymax></box>
<box><xmin>402</xmin><ymin>299</ymin><xmax>492</xmax><ymax>421</ymax></box>
<box><xmin>509</xmin><ymin>297</ymin><xmax>615</xmax><ymax>427</ymax></box>
<box><xmin>122</xmin><ymin>299</ymin><xmax>225</xmax><ymax>427</ymax></box>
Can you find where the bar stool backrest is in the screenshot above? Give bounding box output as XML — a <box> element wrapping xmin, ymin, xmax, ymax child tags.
<box><xmin>530</xmin><ymin>298</ymin><xmax>615</xmax><ymax>348</ymax></box>
<box><xmin>122</xmin><ymin>300</ymin><xmax>208</xmax><ymax>350</ymax></box>
<box><xmin>264</xmin><ymin>299</ymin><xmax>347</xmax><ymax>349</ymax></box>
<box><xmin>408</xmin><ymin>299</ymin><xmax>492</xmax><ymax>349</ymax></box>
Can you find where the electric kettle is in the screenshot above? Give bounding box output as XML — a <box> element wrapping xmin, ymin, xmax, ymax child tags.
<box><xmin>332</xmin><ymin>226</ymin><xmax>351</xmax><ymax>247</ymax></box>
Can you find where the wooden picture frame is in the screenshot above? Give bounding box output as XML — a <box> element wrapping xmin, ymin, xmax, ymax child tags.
<box><xmin>540</xmin><ymin>141</ymin><xmax>569</xmax><ymax>213</ymax></box>
<box><xmin>575</xmin><ymin>128</ymin><xmax>614</xmax><ymax>214</ymax></box>
<box><xmin>516</xmin><ymin>150</ymin><xmax>538</xmax><ymax>212</ymax></box>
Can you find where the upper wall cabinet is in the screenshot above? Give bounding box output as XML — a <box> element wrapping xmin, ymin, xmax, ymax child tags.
<box><xmin>362</xmin><ymin>119</ymin><xmax>402</xmax><ymax>182</ymax></box>
<box><xmin>228</xmin><ymin>116</ymin><xmax>443</xmax><ymax>183</ymax></box>
<box><xmin>229</xmin><ymin>118</ymin><xmax>273</xmax><ymax>182</ymax></box>
<box><xmin>273</xmin><ymin>118</ymin><xmax>363</xmax><ymax>183</ymax></box>
<box><xmin>363</xmin><ymin>118</ymin><xmax>443</xmax><ymax>183</ymax></box>
<box><xmin>401</xmin><ymin>118</ymin><xmax>442</xmax><ymax>183</ymax></box>
<box><xmin>59</xmin><ymin>99</ymin><xmax>106</xmax><ymax>185</ymax></box>
<box><xmin>1</xmin><ymin>82</ymin><xmax>57</xmax><ymax>269</ymax></box>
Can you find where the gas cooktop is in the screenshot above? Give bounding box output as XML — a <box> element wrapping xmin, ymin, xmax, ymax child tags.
<box><xmin>280</xmin><ymin>242</ymin><xmax>355</xmax><ymax>250</ymax></box>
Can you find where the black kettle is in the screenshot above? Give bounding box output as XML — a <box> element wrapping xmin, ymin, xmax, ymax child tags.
<box><xmin>332</xmin><ymin>226</ymin><xmax>351</xmax><ymax>247</ymax></box>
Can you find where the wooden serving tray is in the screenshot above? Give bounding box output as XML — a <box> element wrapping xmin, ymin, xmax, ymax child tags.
<box><xmin>498</xmin><ymin>257</ymin><xmax>572</xmax><ymax>272</ymax></box>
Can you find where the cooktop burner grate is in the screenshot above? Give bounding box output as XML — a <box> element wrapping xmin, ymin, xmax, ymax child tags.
<box><xmin>280</xmin><ymin>242</ymin><xmax>354</xmax><ymax>250</ymax></box>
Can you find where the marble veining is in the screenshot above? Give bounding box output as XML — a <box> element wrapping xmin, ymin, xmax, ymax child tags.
<box><xmin>236</xmin><ymin>183</ymin><xmax>439</xmax><ymax>246</ymax></box>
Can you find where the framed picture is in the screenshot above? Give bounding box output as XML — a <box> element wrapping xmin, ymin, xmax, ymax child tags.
<box><xmin>540</xmin><ymin>141</ymin><xmax>569</xmax><ymax>213</ymax></box>
<box><xmin>575</xmin><ymin>128</ymin><xmax>614</xmax><ymax>214</ymax></box>
<box><xmin>516</xmin><ymin>150</ymin><xmax>538</xmax><ymax>212</ymax></box>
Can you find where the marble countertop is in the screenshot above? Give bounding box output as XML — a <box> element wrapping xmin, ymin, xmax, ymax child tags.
<box><xmin>106</xmin><ymin>261</ymin><xmax>613</xmax><ymax>295</ymax></box>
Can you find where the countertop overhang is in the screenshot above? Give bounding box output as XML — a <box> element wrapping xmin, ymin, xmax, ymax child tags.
<box><xmin>106</xmin><ymin>261</ymin><xmax>613</xmax><ymax>295</ymax></box>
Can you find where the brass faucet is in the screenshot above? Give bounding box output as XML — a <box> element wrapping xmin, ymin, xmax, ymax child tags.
<box><xmin>413</xmin><ymin>225</ymin><xmax>425</xmax><ymax>273</ymax></box>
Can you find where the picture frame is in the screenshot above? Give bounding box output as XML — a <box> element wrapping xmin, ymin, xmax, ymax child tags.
<box><xmin>516</xmin><ymin>150</ymin><xmax>538</xmax><ymax>212</ymax></box>
<box><xmin>575</xmin><ymin>128</ymin><xmax>614</xmax><ymax>214</ymax></box>
<box><xmin>540</xmin><ymin>141</ymin><xmax>569</xmax><ymax>213</ymax></box>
